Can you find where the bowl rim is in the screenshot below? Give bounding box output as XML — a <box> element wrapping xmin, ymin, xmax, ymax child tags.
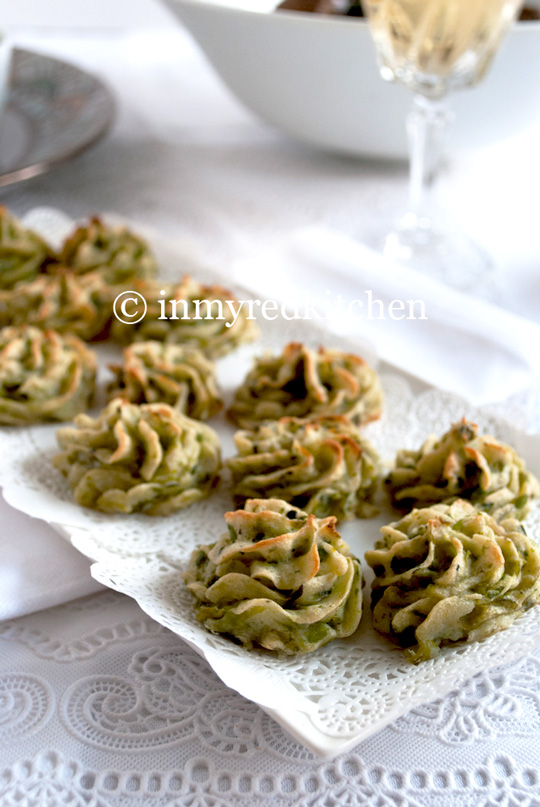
<box><xmin>167</xmin><ymin>0</ymin><xmax>540</xmax><ymax>31</ymax></box>
<box><xmin>166</xmin><ymin>0</ymin><xmax>369</xmax><ymax>27</ymax></box>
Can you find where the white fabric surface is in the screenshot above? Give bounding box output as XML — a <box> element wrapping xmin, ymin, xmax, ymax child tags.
<box><xmin>4</xmin><ymin>30</ymin><xmax>540</xmax><ymax>329</ymax></box>
<box><xmin>2</xmin><ymin>590</ymin><xmax>540</xmax><ymax>807</ymax></box>
<box><xmin>0</xmin><ymin>21</ymin><xmax>540</xmax><ymax>807</ymax></box>
<box><xmin>234</xmin><ymin>226</ymin><xmax>540</xmax><ymax>405</ymax></box>
<box><xmin>0</xmin><ymin>493</ymin><xmax>103</xmax><ymax>620</ymax></box>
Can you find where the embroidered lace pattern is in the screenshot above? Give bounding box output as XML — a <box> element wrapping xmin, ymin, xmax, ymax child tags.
<box><xmin>2</xmin><ymin>592</ymin><xmax>540</xmax><ymax>806</ymax></box>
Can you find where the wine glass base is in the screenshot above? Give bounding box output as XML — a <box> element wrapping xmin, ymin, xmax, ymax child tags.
<box><xmin>383</xmin><ymin>212</ymin><xmax>494</xmax><ymax>293</ymax></box>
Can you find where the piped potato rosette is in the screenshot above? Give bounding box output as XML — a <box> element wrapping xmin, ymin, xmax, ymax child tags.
<box><xmin>108</xmin><ymin>341</ymin><xmax>223</xmax><ymax>420</ymax></box>
<box><xmin>53</xmin><ymin>398</ymin><xmax>221</xmax><ymax>515</ymax></box>
<box><xmin>386</xmin><ymin>418</ymin><xmax>539</xmax><ymax>521</ymax></box>
<box><xmin>110</xmin><ymin>276</ymin><xmax>258</xmax><ymax>358</ymax></box>
<box><xmin>58</xmin><ymin>215</ymin><xmax>158</xmax><ymax>285</ymax></box>
<box><xmin>226</xmin><ymin>342</ymin><xmax>383</xmax><ymax>429</ymax></box>
<box><xmin>0</xmin><ymin>206</ymin><xmax>55</xmax><ymax>290</ymax></box>
<box><xmin>228</xmin><ymin>415</ymin><xmax>380</xmax><ymax>520</ymax></box>
<box><xmin>185</xmin><ymin>498</ymin><xmax>363</xmax><ymax>654</ymax></box>
<box><xmin>0</xmin><ymin>213</ymin><xmax>158</xmax><ymax>340</ymax></box>
<box><xmin>365</xmin><ymin>499</ymin><xmax>540</xmax><ymax>663</ymax></box>
<box><xmin>0</xmin><ymin>325</ymin><xmax>96</xmax><ymax>425</ymax></box>
<box><xmin>0</xmin><ymin>270</ymin><xmax>112</xmax><ymax>342</ymax></box>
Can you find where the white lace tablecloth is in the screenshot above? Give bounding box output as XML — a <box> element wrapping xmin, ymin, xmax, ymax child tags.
<box><xmin>3</xmin><ymin>588</ymin><xmax>540</xmax><ymax>807</ymax></box>
<box><xmin>1</xmin><ymin>19</ymin><xmax>540</xmax><ymax>807</ymax></box>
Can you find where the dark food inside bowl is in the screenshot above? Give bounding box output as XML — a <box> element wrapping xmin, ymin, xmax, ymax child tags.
<box><xmin>276</xmin><ymin>0</ymin><xmax>540</xmax><ymax>20</ymax></box>
<box><xmin>277</xmin><ymin>0</ymin><xmax>364</xmax><ymax>13</ymax></box>
<box><xmin>520</xmin><ymin>4</ymin><xmax>540</xmax><ymax>17</ymax></box>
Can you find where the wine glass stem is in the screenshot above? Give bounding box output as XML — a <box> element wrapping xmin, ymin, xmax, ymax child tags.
<box><xmin>406</xmin><ymin>94</ymin><xmax>451</xmax><ymax>228</ymax></box>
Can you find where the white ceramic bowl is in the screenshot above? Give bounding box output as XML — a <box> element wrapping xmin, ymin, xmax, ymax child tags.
<box><xmin>163</xmin><ymin>0</ymin><xmax>540</xmax><ymax>159</ymax></box>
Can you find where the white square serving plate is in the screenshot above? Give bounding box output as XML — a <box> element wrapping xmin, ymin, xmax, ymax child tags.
<box><xmin>1</xmin><ymin>208</ymin><xmax>539</xmax><ymax>758</ymax></box>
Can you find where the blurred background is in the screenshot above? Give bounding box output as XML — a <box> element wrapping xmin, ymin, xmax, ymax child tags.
<box><xmin>0</xmin><ymin>0</ymin><xmax>175</xmax><ymax>28</ymax></box>
<box><xmin>1</xmin><ymin>0</ymin><xmax>539</xmax><ymax>328</ymax></box>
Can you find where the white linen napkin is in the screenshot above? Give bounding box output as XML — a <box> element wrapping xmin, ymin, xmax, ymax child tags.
<box><xmin>233</xmin><ymin>227</ymin><xmax>540</xmax><ymax>405</ymax></box>
<box><xmin>0</xmin><ymin>492</ymin><xmax>103</xmax><ymax>621</ymax></box>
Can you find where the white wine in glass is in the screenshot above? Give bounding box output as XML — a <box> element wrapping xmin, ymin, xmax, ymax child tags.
<box><xmin>363</xmin><ymin>0</ymin><xmax>522</xmax><ymax>289</ymax></box>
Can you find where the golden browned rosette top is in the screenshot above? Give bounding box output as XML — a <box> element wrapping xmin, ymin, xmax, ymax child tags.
<box><xmin>58</xmin><ymin>216</ymin><xmax>158</xmax><ymax>285</ymax></box>
<box><xmin>0</xmin><ymin>325</ymin><xmax>96</xmax><ymax>425</ymax></box>
<box><xmin>386</xmin><ymin>419</ymin><xmax>539</xmax><ymax>521</ymax></box>
<box><xmin>0</xmin><ymin>207</ymin><xmax>55</xmax><ymax>290</ymax></box>
<box><xmin>185</xmin><ymin>498</ymin><xmax>363</xmax><ymax>654</ymax></box>
<box><xmin>226</xmin><ymin>342</ymin><xmax>383</xmax><ymax>429</ymax></box>
<box><xmin>0</xmin><ymin>271</ymin><xmax>112</xmax><ymax>342</ymax></box>
<box><xmin>53</xmin><ymin>398</ymin><xmax>221</xmax><ymax>515</ymax></box>
<box><xmin>365</xmin><ymin>499</ymin><xmax>540</xmax><ymax>663</ymax></box>
<box><xmin>110</xmin><ymin>276</ymin><xmax>258</xmax><ymax>358</ymax></box>
<box><xmin>228</xmin><ymin>415</ymin><xmax>380</xmax><ymax>520</ymax></box>
<box><xmin>108</xmin><ymin>341</ymin><xmax>223</xmax><ymax>420</ymax></box>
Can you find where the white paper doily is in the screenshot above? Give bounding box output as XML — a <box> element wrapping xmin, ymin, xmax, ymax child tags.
<box><xmin>1</xmin><ymin>208</ymin><xmax>539</xmax><ymax>758</ymax></box>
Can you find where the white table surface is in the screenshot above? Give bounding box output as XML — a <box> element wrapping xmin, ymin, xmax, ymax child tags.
<box><xmin>1</xmin><ymin>7</ymin><xmax>540</xmax><ymax>806</ymax></box>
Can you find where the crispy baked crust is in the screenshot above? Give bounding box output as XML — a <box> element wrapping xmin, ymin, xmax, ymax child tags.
<box><xmin>228</xmin><ymin>415</ymin><xmax>380</xmax><ymax>520</ymax></box>
<box><xmin>59</xmin><ymin>216</ymin><xmax>157</xmax><ymax>284</ymax></box>
<box><xmin>0</xmin><ymin>207</ymin><xmax>55</xmax><ymax>290</ymax></box>
<box><xmin>0</xmin><ymin>271</ymin><xmax>112</xmax><ymax>342</ymax></box>
<box><xmin>54</xmin><ymin>398</ymin><xmax>221</xmax><ymax>515</ymax></box>
<box><xmin>386</xmin><ymin>418</ymin><xmax>539</xmax><ymax>521</ymax></box>
<box><xmin>185</xmin><ymin>498</ymin><xmax>363</xmax><ymax>654</ymax></box>
<box><xmin>0</xmin><ymin>325</ymin><xmax>96</xmax><ymax>425</ymax></box>
<box><xmin>0</xmin><ymin>214</ymin><xmax>157</xmax><ymax>340</ymax></box>
<box><xmin>108</xmin><ymin>341</ymin><xmax>223</xmax><ymax>420</ymax></box>
<box><xmin>227</xmin><ymin>342</ymin><xmax>383</xmax><ymax>429</ymax></box>
<box><xmin>110</xmin><ymin>276</ymin><xmax>259</xmax><ymax>357</ymax></box>
<box><xmin>365</xmin><ymin>499</ymin><xmax>540</xmax><ymax>663</ymax></box>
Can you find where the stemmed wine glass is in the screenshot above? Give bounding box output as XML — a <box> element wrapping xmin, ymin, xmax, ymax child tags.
<box><xmin>363</xmin><ymin>0</ymin><xmax>522</xmax><ymax>289</ymax></box>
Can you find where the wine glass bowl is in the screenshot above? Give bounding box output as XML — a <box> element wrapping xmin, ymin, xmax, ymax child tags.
<box><xmin>364</xmin><ymin>0</ymin><xmax>523</xmax><ymax>98</ymax></box>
